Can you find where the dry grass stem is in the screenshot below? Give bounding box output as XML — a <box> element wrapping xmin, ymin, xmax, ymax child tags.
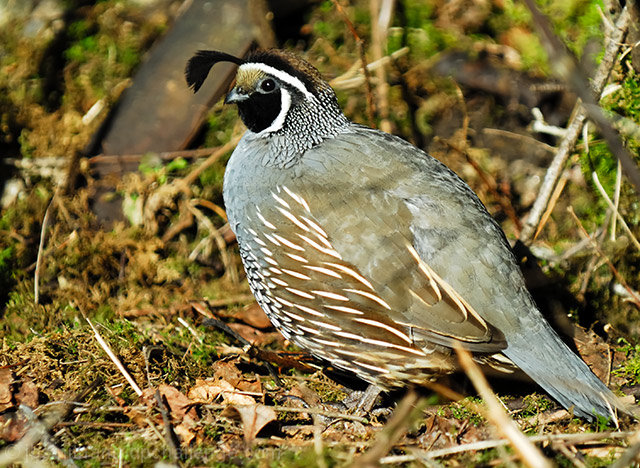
<box><xmin>379</xmin><ymin>431</ymin><xmax>634</xmax><ymax>464</ymax></box>
<box><xmin>330</xmin><ymin>47</ymin><xmax>409</xmax><ymax>90</ymax></box>
<box><xmin>455</xmin><ymin>345</ymin><xmax>552</xmax><ymax>468</ymax></box>
<box><xmin>369</xmin><ymin>0</ymin><xmax>395</xmax><ymax>132</ymax></box>
<box><xmin>520</xmin><ymin>6</ymin><xmax>631</xmax><ymax>243</ymax></box>
<box><xmin>533</xmin><ymin>169</ymin><xmax>569</xmax><ymax>242</ymax></box>
<box><xmin>330</xmin><ymin>0</ymin><xmax>375</xmax><ymax>126</ymax></box>
<box><xmin>568</xmin><ymin>206</ymin><xmax>640</xmax><ymax>308</ymax></box>
<box><xmin>34</xmin><ymin>195</ymin><xmax>55</xmax><ymax>305</ymax></box>
<box><xmin>523</xmin><ymin>1</ymin><xmax>640</xmax><ymax>191</ymax></box>
<box><xmin>178</xmin><ymin>135</ymin><xmax>242</xmax><ymax>192</ymax></box>
<box><xmin>84</xmin><ymin>315</ymin><xmax>143</xmax><ymax>396</ymax></box>
<box><xmin>591</xmin><ymin>171</ymin><xmax>640</xmax><ymax>252</ymax></box>
<box><xmin>353</xmin><ymin>389</ymin><xmax>421</xmax><ymax>468</ymax></box>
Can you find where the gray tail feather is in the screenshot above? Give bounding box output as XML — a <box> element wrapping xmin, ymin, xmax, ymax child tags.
<box><xmin>503</xmin><ymin>326</ymin><xmax>631</xmax><ymax>421</ymax></box>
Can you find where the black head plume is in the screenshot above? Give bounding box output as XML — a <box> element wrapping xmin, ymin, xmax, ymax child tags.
<box><xmin>185</xmin><ymin>50</ymin><xmax>244</xmax><ymax>93</ymax></box>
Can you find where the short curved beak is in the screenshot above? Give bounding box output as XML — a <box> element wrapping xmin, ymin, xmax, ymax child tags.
<box><xmin>224</xmin><ymin>87</ymin><xmax>249</xmax><ymax>104</ymax></box>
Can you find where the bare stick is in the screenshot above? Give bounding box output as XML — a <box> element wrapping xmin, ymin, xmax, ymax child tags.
<box><xmin>519</xmin><ymin>6</ymin><xmax>631</xmax><ymax>243</ymax></box>
<box><xmin>85</xmin><ymin>315</ymin><xmax>143</xmax><ymax>396</ymax></box>
<box><xmin>379</xmin><ymin>430</ymin><xmax>633</xmax><ymax>464</ymax></box>
<box><xmin>178</xmin><ymin>135</ymin><xmax>242</xmax><ymax>192</ymax></box>
<box><xmin>523</xmin><ymin>2</ymin><xmax>640</xmax><ymax>189</ymax></box>
<box><xmin>455</xmin><ymin>345</ymin><xmax>552</xmax><ymax>468</ymax></box>
<box><xmin>34</xmin><ymin>195</ymin><xmax>55</xmax><ymax>305</ymax></box>
<box><xmin>369</xmin><ymin>0</ymin><xmax>395</xmax><ymax>132</ymax></box>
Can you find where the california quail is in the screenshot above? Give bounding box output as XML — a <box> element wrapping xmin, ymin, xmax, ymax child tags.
<box><xmin>185</xmin><ymin>49</ymin><xmax>628</xmax><ymax>420</ymax></box>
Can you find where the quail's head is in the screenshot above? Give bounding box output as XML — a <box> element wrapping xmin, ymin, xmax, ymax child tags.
<box><xmin>186</xmin><ymin>49</ymin><xmax>347</xmax><ymax>138</ymax></box>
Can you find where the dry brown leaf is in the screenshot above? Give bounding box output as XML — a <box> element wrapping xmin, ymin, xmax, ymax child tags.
<box><xmin>0</xmin><ymin>411</ymin><xmax>28</xmax><ymax>443</ymax></box>
<box><xmin>15</xmin><ymin>378</ymin><xmax>39</xmax><ymax>408</ymax></box>
<box><xmin>0</xmin><ymin>369</ymin><xmax>13</xmax><ymax>412</ymax></box>
<box><xmin>223</xmin><ymin>404</ymin><xmax>277</xmax><ymax>443</ymax></box>
<box><xmin>227</xmin><ymin>322</ymin><xmax>283</xmax><ymax>346</ymax></box>
<box><xmin>188</xmin><ymin>378</ymin><xmax>255</xmax><ymax>405</ymax></box>
<box><xmin>142</xmin><ymin>384</ymin><xmax>198</xmax><ymax>420</ymax></box>
<box><xmin>234</xmin><ymin>303</ymin><xmax>272</xmax><ymax>329</ymax></box>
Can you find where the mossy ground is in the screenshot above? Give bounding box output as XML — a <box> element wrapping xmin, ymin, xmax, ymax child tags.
<box><xmin>1</xmin><ymin>0</ymin><xmax>640</xmax><ymax>466</ymax></box>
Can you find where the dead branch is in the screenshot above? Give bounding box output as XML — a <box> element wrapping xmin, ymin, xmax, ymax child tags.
<box><xmin>520</xmin><ymin>6</ymin><xmax>632</xmax><ymax>243</ymax></box>
<box><xmin>455</xmin><ymin>345</ymin><xmax>553</xmax><ymax>468</ymax></box>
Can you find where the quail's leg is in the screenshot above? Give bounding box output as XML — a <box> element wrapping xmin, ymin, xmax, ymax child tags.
<box><xmin>341</xmin><ymin>384</ymin><xmax>384</xmax><ymax>415</ymax></box>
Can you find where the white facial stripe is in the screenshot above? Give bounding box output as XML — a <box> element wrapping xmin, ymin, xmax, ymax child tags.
<box><xmin>240</xmin><ymin>62</ymin><xmax>316</xmax><ymax>101</ymax></box>
<box><xmin>256</xmin><ymin>88</ymin><xmax>291</xmax><ymax>135</ymax></box>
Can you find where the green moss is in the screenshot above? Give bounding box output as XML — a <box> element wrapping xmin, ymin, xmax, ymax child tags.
<box><xmin>613</xmin><ymin>338</ymin><xmax>640</xmax><ymax>385</ymax></box>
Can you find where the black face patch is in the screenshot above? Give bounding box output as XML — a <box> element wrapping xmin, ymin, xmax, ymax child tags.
<box><xmin>236</xmin><ymin>89</ymin><xmax>282</xmax><ymax>133</ymax></box>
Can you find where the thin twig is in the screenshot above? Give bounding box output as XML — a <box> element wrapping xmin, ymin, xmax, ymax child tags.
<box><xmin>591</xmin><ymin>170</ymin><xmax>640</xmax><ymax>252</ymax></box>
<box><xmin>379</xmin><ymin>431</ymin><xmax>634</xmax><ymax>464</ymax></box>
<box><xmin>0</xmin><ymin>380</ymin><xmax>102</xmax><ymax>466</ymax></box>
<box><xmin>369</xmin><ymin>0</ymin><xmax>395</xmax><ymax>132</ymax></box>
<box><xmin>455</xmin><ymin>345</ymin><xmax>553</xmax><ymax>468</ymax></box>
<box><xmin>178</xmin><ymin>135</ymin><xmax>242</xmax><ymax>192</ymax></box>
<box><xmin>567</xmin><ymin>206</ymin><xmax>640</xmax><ymax>307</ymax></box>
<box><xmin>84</xmin><ymin>315</ymin><xmax>143</xmax><ymax>396</ymax></box>
<box><xmin>353</xmin><ymin>389</ymin><xmax>421</xmax><ymax>467</ymax></box>
<box><xmin>523</xmin><ymin>2</ymin><xmax>640</xmax><ymax>190</ymax></box>
<box><xmin>203</xmin><ymin>404</ymin><xmax>368</xmax><ymax>423</ymax></box>
<box><xmin>611</xmin><ymin>159</ymin><xmax>622</xmax><ymax>241</ymax></box>
<box><xmin>520</xmin><ymin>6</ymin><xmax>632</xmax><ymax>243</ymax></box>
<box><xmin>330</xmin><ymin>0</ymin><xmax>376</xmax><ymax>127</ymax></box>
<box><xmin>154</xmin><ymin>390</ymin><xmax>183</xmax><ymax>462</ymax></box>
<box><xmin>34</xmin><ymin>195</ymin><xmax>55</xmax><ymax>305</ymax></box>
<box><xmin>532</xmin><ymin>169</ymin><xmax>569</xmax><ymax>242</ymax></box>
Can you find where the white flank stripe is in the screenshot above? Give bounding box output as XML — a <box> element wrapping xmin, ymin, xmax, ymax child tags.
<box><xmin>268</xmin><ymin>266</ymin><xmax>283</xmax><ymax>275</ymax></box>
<box><xmin>273</xmin><ymin>233</ymin><xmax>305</xmax><ymax>251</ymax></box>
<box><xmin>293</xmin><ymin>303</ymin><xmax>324</xmax><ymax>317</ymax></box>
<box><xmin>271</xmin><ymin>277</ymin><xmax>289</xmax><ymax>287</ymax></box>
<box><xmin>310</xmin><ymin>337</ymin><xmax>343</xmax><ymax>347</ymax></box>
<box><xmin>285</xmin><ymin>252</ymin><xmax>309</xmax><ymax>264</ymax></box>
<box><xmin>297</xmin><ymin>325</ymin><xmax>321</xmax><ymax>335</ymax></box>
<box><xmin>254</xmin><ymin>237</ymin><xmax>267</xmax><ymax>247</ymax></box>
<box><xmin>264</xmin><ymin>256</ymin><xmax>278</xmax><ymax>266</ymax></box>
<box><xmin>247</xmin><ymin>228</ymin><xmax>258</xmax><ymax>236</ymax></box>
<box><xmin>285</xmin><ymin>287</ymin><xmax>315</xmax><ymax>300</ymax></box>
<box><xmin>272</xmin><ymin>192</ymin><xmax>290</xmax><ymax>208</ymax></box>
<box><xmin>277</xmin><ymin>207</ymin><xmax>310</xmax><ymax>232</ymax></box>
<box><xmin>344</xmin><ymin>288</ymin><xmax>391</xmax><ymax>309</ymax></box>
<box><xmin>324</xmin><ymin>304</ymin><xmax>364</xmax><ymax>315</ymax></box>
<box><xmin>282</xmin><ymin>186</ymin><xmax>311</xmax><ymax>212</ymax></box>
<box><xmin>333</xmin><ymin>331</ymin><xmax>423</xmax><ymax>356</ymax></box>
<box><xmin>353</xmin><ymin>317</ymin><xmax>412</xmax><ymax>344</ymax></box>
<box><xmin>260</xmin><ymin>246</ymin><xmax>273</xmax><ymax>257</ymax></box>
<box><xmin>263</xmin><ymin>233</ymin><xmax>281</xmax><ymax>246</ymax></box>
<box><xmin>281</xmin><ymin>268</ymin><xmax>311</xmax><ymax>281</ymax></box>
<box><xmin>273</xmin><ymin>295</ymin><xmax>295</xmax><ymax>307</ymax></box>
<box><xmin>311</xmin><ymin>290</ymin><xmax>349</xmax><ymax>301</ymax></box>
<box><xmin>303</xmin><ymin>265</ymin><xmax>342</xmax><ymax>279</ymax></box>
<box><xmin>353</xmin><ymin>361</ymin><xmax>390</xmax><ymax>374</ymax></box>
<box><xmin>300</xmin><ymin>216</ymin><xmax>328</xmax><ymax>238</ymax></box>
<box><xmin>293</xmin><ymin>304</ymin><xmax>325</xmax><ymax>317</ymax></box>
<box><xmin>309</xmin><ymin>320</ymin><xmax>342</xmax><ymax>331</ymax></box>
<box><xmin>282</xmin><ymin>310</ymin><xmax>305</xmax><ymax>322</ymax></box>
<box><xmin>256</xmin><ymin>211</ymin><xmax>276</xmax><ymax>230</ymax></box>
<box><xmin>298</xmin><ymin>234</ymin><xmax>342</xmax><ymax>259</ymax></box>
<box><xmin>324</xmin><ymin>263</ymin><xmax>373</xmax><ymax>290</ymax></box>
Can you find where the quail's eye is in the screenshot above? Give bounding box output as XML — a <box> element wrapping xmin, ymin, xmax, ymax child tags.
<box><xmin>259</xmin><ymin>78</ymin><xmax>276</xmax><ymax>92</ymax></box>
